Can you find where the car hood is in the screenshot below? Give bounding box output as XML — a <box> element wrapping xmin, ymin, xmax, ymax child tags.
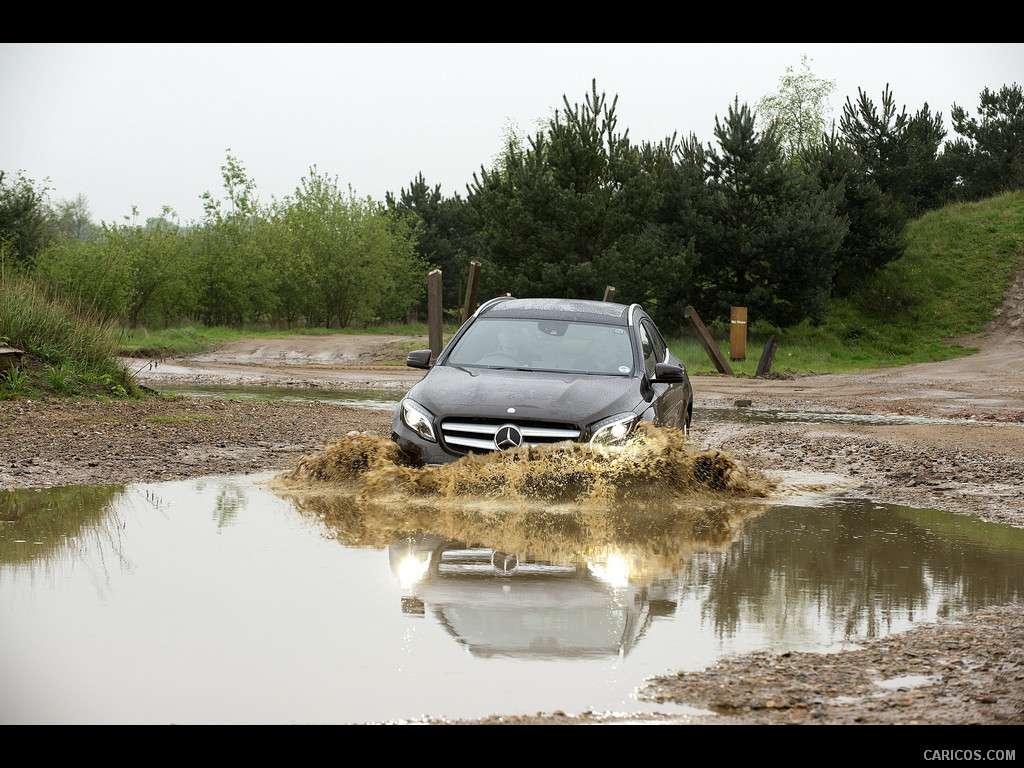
<box><xmin>407</xmin><ymin>364</ymin><xmax>644</xmax><ymax>426</ymax></box>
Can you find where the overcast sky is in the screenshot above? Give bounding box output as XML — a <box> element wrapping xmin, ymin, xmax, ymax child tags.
<box><xmin>2</xmin><ymin>43</ymin><xmax>1021</xmax><ymax>226</ymax></box>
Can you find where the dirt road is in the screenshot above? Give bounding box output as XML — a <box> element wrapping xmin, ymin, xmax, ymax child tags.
<box><xmin>127</xmin><ymin>334</ymin><xmax>426</xmax><ymax>390</ymax></box>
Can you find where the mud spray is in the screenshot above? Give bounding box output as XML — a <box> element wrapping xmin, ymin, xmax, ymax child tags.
<box><xmin>270</xmin><ymin>425</ymin><xmax>777</xmax><ymax>581</ymax></box>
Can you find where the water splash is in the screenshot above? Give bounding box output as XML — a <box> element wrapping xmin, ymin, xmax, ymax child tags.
<box><xmin>281</xmin><ymin>423</ymin><xmax>769</xmax><ymax>505</ymax></box>
<box><xmin>270</xmin><ymin>425</ymin><xmax>776</xmax><ymax>578</ymax></box>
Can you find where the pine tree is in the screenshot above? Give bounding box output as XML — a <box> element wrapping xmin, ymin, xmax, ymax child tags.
<box><xmin>839</xmin><ymin>85</ymin><xmax>952</xmax><ymax>215</ymax></box>
<box><xmin>700</xmin><ymin>99</ymin><xmax>847</xmax><ymax>326</ymax></box>
<box><xmin>386</xmin><ymin>173</ymin><xmax>476</xmax><ymax>309</ymax></box>
<box><xmin>468</xmin><ymin>81</ymin><xmax>659</xmax><ymax>300</ymax></box>
<box><xmin>947</xmin><ymin>83</ymin><xmax>1024</xmax><ymax>199</ymax></box>
<box><xmin>801</xmin><ymin>133</ymin><xmax>905</xmax><ymax>297</ymax></box>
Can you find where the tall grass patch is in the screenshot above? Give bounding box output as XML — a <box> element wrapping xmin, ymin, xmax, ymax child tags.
<box><xmin>0</xmin><ymin>272</ymin><xmax>139</xmax><ymax>398</ymax></box>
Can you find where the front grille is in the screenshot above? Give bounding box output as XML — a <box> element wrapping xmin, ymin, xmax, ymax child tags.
<box><xmin>437</xmin><ymin>548</ymin><xmax>579</xmax><ymax>577</ymax></box>
<box><xmin>440</xmin><ymin>418</ymin><xmax>582</xmax><ymax>453</ymax></box>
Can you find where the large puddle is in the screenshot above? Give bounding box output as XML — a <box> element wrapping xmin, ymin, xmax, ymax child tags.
<box><xmin>3</xmin><ymin>430</ymin><xmax>1024</xmax><ymax>724</ymax></box>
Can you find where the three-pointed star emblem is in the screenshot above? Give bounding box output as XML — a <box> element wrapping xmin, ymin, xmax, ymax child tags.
<box><xmin>494</xmin><ymin>424</ymin><xmax>523</xmax><ymax>450</ymax></box>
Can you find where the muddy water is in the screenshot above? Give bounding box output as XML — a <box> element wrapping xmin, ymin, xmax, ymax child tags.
<box><xmin>3</xmin><ymin>431</ymin><xmax>1024</xmax><ymax>724</ymax></box>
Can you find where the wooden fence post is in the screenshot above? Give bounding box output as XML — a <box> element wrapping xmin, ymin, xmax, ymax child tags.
<box><xmin>462</xmin><ymin>261</ymin><xmax>481</xmax><ymax>324</ymax></box>
<box><xmin>428</xmin><ymin>269</ymin><xmax>442</xmax><ymax>362</ymax></box>
<box><xmin>603</xmin><ymin>286</ymin><xmax>616</xmax><ymax>302</ymax></box>
<box><xmin>684</xmin><ymin>306</ymin><xmax>734</xmax><ymax>376</ymax></box>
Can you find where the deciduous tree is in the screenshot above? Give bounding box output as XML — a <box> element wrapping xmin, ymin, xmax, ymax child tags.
<box><xmin>0</xmin><ymin>170</ymin><xmax>55</xmax><ymax>272</ymax></box>
<box><xmin>756</xmin><ymin>54</ymin><xmax>836</xmax><ymax>156</ymax></box>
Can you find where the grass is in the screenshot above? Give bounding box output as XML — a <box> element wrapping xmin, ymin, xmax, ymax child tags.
<box><xmin>668</xmin><ymin>191</ymin><xmax>1024</xmax><ymax>375</ymax></box>
<box><xmin>1</xmin><ymin>272</ymin><xmax>141</xmax><ymax>400</ymax></box>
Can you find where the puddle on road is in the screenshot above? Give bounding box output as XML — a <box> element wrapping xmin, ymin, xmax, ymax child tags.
<box><xmin>699</xmin><ymin>405</ymin><xmax>978</xmax><ymax>427</ymax></box>
<box><xmin>3</xmin><ymin>430</ymin><xmax>1024</xmax><ymax>724</ymax></box>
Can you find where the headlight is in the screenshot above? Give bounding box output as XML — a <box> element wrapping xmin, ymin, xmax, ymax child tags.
<box><xmin>400</xmin><ymin>399</ymin><xmax>437</xmax><ymax>442</ymax></box>
<box><xmin>589</xmin><ymin>412</ymin><xmax>638</xmax><ymax>447</ymax></box>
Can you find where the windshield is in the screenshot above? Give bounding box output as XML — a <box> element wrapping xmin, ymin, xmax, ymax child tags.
<box><xmin>446</xmin><ymin>318</ymin><xmax>634</xmax><ymax>375</ymax></box>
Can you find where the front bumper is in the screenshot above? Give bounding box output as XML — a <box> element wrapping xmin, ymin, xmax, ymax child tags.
<box><xmin>391</xmin><ymin>424</ymin><xmax>464</xmax><ymax>465</ymax></box>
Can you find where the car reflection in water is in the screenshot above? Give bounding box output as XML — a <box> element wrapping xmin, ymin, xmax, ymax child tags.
<box><xmin>389</xmin><ymin>534</ymin><xmax>679</xmax><ymax>659</ymax></box>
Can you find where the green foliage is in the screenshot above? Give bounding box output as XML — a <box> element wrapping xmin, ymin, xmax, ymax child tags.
<box><xmin>35</xmin><ymin>209</ymin><xmax>191</xmax><ymax>326</ymax></box>
<box><xmin>671</xmin><ymin>191</ymin><xmax>1023</xmax><ymax>374</ymax></box>
<box><xmin>756</xmin><ymin>54</ymin><xmax>836</xmax><ymax>156</ymax></box>
<box><xmin>53</xmin><ymin>194</ymin><xmax>97</xmax><ymax>242</ymax></box>
<box><xmin>386</xmin><ymin>173</ymin><xmax>478</xmax><ymax>310</ymax></box>
<box><xmin>643</xmin><ymin>100</ymin><xmax>847</xmax><ymax>330</ymax></box>
<box><xmin>801</xmin><ymin>132</ymin><xmax>906</xmax><ymax>296</ymax></box>
<box><xmin>839</xmin><ymin>85</ymin><xmax>953</xmax><ymax>216</ymax></box>
<box><xmin>26</xmin><ymin>152</ymin><xmax>428</xmax><ymax>331</ymax></box>
<box><xmin>947</xmin><ymin>83</ymin><xmax>1024</xmax><ymax>199</ymax></box>
<box><xmin>0</xmin><ymin>170</ymin><xmax>56</xmax><ymax>271</ymax></box>
<box><xmin>469</xmin><ymin>80</ymin><xmax>660</xmax><ymax>301</ymax></box>
<box><xmin>274</xmin><ymin>168</ymin><xmax>426</xmax><ymax>327</ymax></box>
<box><xmin>13</xmin><ymin>78</ymin><xmax>1022</xmax><ymax>355</ymax></box>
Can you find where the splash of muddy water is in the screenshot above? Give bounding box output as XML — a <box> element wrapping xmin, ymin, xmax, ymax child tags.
<box><xmin>270</xmin><ymin>425</ymin><xmax>775</xmax><ymax>581</ymax></box>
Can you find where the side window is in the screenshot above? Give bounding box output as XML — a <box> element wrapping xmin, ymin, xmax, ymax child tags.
<box><xmin>639</xmin><ymin>320</ymin><xmax>667</xmax><ymax>376</ymax></box>
<box><xmin>638</xmin><ymin>322</ymin><xmax>658</xmax><ymax>376</ymax></box>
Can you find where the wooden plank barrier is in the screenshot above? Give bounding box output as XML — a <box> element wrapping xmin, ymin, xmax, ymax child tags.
<box><xmin>684</xmin><ymin>306</ymin><xmax>733</xmax><ymax>376</ymax></box>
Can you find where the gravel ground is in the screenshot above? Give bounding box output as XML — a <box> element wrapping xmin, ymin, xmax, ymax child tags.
<box><xmin>0</xmin><ymin>396</ymin><xmax>394</xmax><ymax>490</ymax></box>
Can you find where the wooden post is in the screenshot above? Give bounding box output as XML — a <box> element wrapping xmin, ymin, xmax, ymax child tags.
<box><xmin>730</xmin><ymin>307</ymin><xmax>747</xmax><ymax>361</ymax></box>
<box><xmin>428</xmin><ymin>269</ymin><xmax>442</xmax><ymax>362</ymax></box>
<box><xmin>603</xmin><ymin>286</ymin><xmax>616</xmax><ymax>302</ymax></box>
<box><xmin>684</xmin><ymin>306</ymin><xmax>733</xmax><ymax>376</ymax></box>
<box><xmin>461</xmin><ymin>261</ymin><xmax>481</xmax><ymax>324</ymax></box>
<box><xmin>756</xmin><ymin>335</ymin><xmax>779</xmax><ymax>377</ymax></box>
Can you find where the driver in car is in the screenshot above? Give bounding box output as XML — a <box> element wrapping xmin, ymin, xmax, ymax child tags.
<box><xmin>494</xmin><ymin>325</ymin><xmax>532</xmax><ymax>365</ymax></box>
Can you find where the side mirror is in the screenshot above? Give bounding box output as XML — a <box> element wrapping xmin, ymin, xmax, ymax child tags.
<box><xmin>653</xmin><ymin>362</ymin><xmax>686</xmax><ymax>382</ymax></box>
<box><xmin>406</xmin><ymin>349</ymin><xmax>433</xmax><ymax>369</ymax></box>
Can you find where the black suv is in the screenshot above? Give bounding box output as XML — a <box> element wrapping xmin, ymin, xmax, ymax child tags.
<box><xmin>391</xmin><ymin>297</ymin><xmax>693</xmax><ymax>465</ymax></box>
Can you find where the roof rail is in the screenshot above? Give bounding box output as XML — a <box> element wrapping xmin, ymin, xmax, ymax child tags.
<box><xmin>473</xmin><ymin>295</ymin><xmax>516</xmax><ymax>317</ymax></box>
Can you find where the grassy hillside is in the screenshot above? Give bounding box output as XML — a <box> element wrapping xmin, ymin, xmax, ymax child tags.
<box><xmin>669</xmin><ymin>191</ymin><xmax>1024</xmax><ymax>375</ymax></box>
